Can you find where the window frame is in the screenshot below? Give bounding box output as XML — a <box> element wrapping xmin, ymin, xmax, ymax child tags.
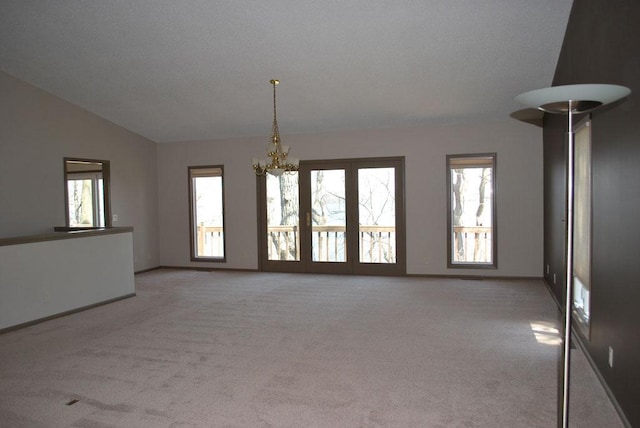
<box><xmin>446</xmin><ymin>153</ymin><xmax>497</xmax><ymax>269</ymax></box>
<box><xmin>572</xmin><ymin>118</ymin><xmax>592</xmax><ymax>339</ymax></box>
<box><xmin>66</xmin><ymin>171</ymin><xmax>104</xmax><ymax>227</ymax></box>
<box><xmin>63</xmin><ymin>157</ymin><xmax>111</xmax><ymax>229</ymax></box>
<box><xmin>188</xmin><ymin>165</ymin><xmax>226</xmax><ymax>262</ymax></box>
<box><xmin>257</xmin><ymin>156</ymin><xmax>406</xmax><ymax>275</ymax></box>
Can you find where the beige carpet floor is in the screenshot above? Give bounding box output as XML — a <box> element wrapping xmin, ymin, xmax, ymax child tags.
<box><xmin>0</xmin><ymin>269</ymin><xmax>624</xmax><ymax>427</ymax></box>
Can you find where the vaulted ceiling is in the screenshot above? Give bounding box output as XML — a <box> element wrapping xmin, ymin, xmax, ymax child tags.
<box><xmin>0</xmin><ymin>1</ymin><xmax>572</xmax><ymax>143</ymax></box>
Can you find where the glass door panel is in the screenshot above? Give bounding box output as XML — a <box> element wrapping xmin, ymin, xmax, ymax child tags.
<box><xmin>266</xmin><ymin>172</ymin><xmax>300</xmax><ymax>261</ymax></box>
<box><xmin>311</xmin><ymin>169</ymin><xmax>346</xmax><ymax>262</ymax></box>
<box><xmin>259</xmin><ymin>157</ymin><xmax>405</xmax><ymax>275</ymax></box>
<box><xmin>358</xmin><ymin>167</ymin><xmax>396</xmax><ymax>264</ymax></box>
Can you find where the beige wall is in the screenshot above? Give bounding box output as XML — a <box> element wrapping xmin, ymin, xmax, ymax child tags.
<box><xmin>0</xmin><ymin>69</ymin><xmax>543</xmax><ymax>277</ymax></box>
<box><xmin>158</xmin><ymin>119</ymin><xmax>543</xmax><ymax>277</ymax></box>
<box><xmin>0</xmin><ymin>71</ymin><xmax>159</xmax><ymax>271</ymax></box>
<box><xmin>0</xmin><ymin>231</ymin><xmax>135</xmax><ymax>330</ymax></box>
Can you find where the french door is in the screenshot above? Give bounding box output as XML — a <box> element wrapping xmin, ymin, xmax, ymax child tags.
<box><xmin>258</xmin><ymin>157</ymin><xmax>405</xmax><ymax>275</ymax></box>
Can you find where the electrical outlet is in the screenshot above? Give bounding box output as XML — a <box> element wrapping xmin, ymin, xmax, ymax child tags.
<box><xmin>609</xmin><ymin>347</ymin><xmax>614</xmax><ymax>367</ymax></box>
<box><xmin>112</xmin><ymin>214</ymin><xmax>118</xmax><ymax>222</ymax></box>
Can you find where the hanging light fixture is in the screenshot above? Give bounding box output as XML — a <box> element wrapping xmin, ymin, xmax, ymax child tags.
<box><xmin>252</xmin><ymin>79</ymin><xmax>299</xmax><ymax>176</ymax></box>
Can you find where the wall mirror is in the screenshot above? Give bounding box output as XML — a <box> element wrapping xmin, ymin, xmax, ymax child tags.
<box><xmin>64</xmin><ymin>158</ymin><xmax>111</xmax><ymax>228</ymax></box>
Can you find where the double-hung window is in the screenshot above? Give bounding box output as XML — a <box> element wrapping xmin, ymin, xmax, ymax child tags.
<box><xmin>189</xmin><ymin>166</ymin><xmax>226</xmax><ymax>261</ymax></box>
<box><xmin>447</xmin><ymin>153</ymin><xmax>496</xmax><ymax>268</ymax></box>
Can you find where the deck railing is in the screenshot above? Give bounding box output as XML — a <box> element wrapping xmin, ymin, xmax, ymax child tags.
<box><xmin>452</xmin><ymin>225</ymin><xmax>492</xmax><ymax>263</ymax></box>
<box><xmin>359</xmin><ymin>226</ymin><xmax>396</xmax><ymax>263</ymax></box>
<box><xmin>197</xmin><ymin>224</ymin><xmax>492</xmax><ymax>264</ymax></box>
<box><xmin>267</xmin><ymin>225</ymin><xmax>300</xmax><ymax>261</ymax></box>
<box><xmin>196</xmin><ymin>224</ymin><xmax>224</xmax><ymax>257</ymax></box>
<box><xmin>265</xmin><ymin>225</ymin><xmax>397</xmax><ymax>263</ymax></box>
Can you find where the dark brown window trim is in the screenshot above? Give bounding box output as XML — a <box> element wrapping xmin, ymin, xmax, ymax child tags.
<box><xmin>188</xmin><ymin>165</ymin><xmax>227</xmax><ymax>263</ymax></box>
<box><xmin>64</xmin><ymin>157</ymin><xmax>112</xmax><ymax>229</ymax></box>
<box><xmin>446</xmin><ymin>153</ymin><xmax>497</xmax><ymax>269</ymax></box>
<box><xmin>257</xmin><ymin>156</ymin><xmax>406</xmax><ymax>275</ymax></box>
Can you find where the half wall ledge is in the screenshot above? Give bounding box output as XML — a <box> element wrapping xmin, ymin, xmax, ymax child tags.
<box><xmin>0</xmin><ymin>226</ymin><xmax>134</xmax><ymax>247</ymax></box>
<box><xmin>0</xmin><ymin>226</ymin><xmax>135</xmax><ymax>331</ymax></box>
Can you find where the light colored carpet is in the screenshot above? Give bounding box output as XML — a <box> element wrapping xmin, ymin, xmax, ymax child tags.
<box><xmin>0</xmin><ymin>269</ymin><xmax>624</xmax><ymax>427</ymax></box>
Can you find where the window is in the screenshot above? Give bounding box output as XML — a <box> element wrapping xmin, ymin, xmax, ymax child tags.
<box><xmin>572</xmin><ymin>120</ymin><xmax>591</xmax><ymax>336</ymax></box>
<box><xmin>447</xmin><ymin>153</ymin><xmax>496</xmax><ymax>268</ymax></box>
<box><xmin>189</xmin><ymin>166</ymin><xmax>225</xmax><ymax>261</ymax></box>
<box><xmin>67</xmin><ymin>173</ymin><xmax>104</xmax><ymax>227</ymax></box>
<box><xmin>64</xmin><ymin>158</ymin><xmax>111</xmax><ymax>228</ymax></box>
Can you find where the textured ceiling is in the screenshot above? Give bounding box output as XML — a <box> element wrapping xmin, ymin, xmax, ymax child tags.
<box><xmin>0</xmin><ymin>1</ymin><xmax>572</xmax><ymax>143</ymax></box>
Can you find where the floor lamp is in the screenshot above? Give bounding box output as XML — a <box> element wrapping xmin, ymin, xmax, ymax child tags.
<box><xmin>515</xmin><ymin>84</ymin><xmax>630</xmax><ymax>428</ymax></box>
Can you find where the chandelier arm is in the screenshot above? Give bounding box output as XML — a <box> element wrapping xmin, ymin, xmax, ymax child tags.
<box><xmin>252</xmin><ymin>79</ymin><xmax>299</xmax><ymax>176</ymax></box>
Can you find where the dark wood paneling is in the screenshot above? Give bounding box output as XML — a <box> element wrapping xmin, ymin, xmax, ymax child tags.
<box><xmin>543</xmin><ymin>114</ymin><xmax>567</xmax><ymax>303</ymax></box>
<box><xmin>547</xmin><ymin>1</ymin><xmax>640</xmax><ymax>425</ymax></box>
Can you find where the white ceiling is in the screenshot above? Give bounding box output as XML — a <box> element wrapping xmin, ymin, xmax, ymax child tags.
<box><xmin>0</xmin><ymin>1</ymin><xmax>572</xmax><ymax>143</ymax></box>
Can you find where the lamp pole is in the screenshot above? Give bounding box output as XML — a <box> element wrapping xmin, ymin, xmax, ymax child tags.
<box><xmin>561</xmin><ymin>104</ymin><xmax>575</xmax><ymax>428</ymax></box>
<box><xmin>515</xmin><ymin>84</ymin><xmax>630</xmax><ymax>428</ymax></box>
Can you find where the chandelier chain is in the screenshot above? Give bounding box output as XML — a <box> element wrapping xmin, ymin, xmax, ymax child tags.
<box><xmin>251</xmin><ymin>79</ymin><xmax>299</xmax><ymax>176</ymax></box>
<box><xmin>272</xmin><ymin>79</ymin><xmax>279</xmax><ymax>144</ymax></box>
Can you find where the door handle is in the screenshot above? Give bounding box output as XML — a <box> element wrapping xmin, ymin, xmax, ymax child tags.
<box><xmin>306</xmin><ymin>212</ymin><xmax>311</xmax><ymax>227</ymax></box>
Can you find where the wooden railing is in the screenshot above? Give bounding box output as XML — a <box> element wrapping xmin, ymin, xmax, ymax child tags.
<box><xmin>452</xmin><ymin>225</ymin><xmax>492</xmax><ymax>263</ymax></box>
<box><xmin>198</xmin><ymin>224</ymin><xmax>492</xmax><ymax>264</ymax></box>
<box><xmin>311</xmin><ymin>225</ymin><xmax>344</xmax><ymax>262</ymax></box>
<box><xmin>268</xmin><ymin>225</ymin><xmax>300</xmax><ymax>261</ymax></box>
<box><xmin>196</xmin><ymin>224</ymin><xmax>224</xmax><ymax>257</ymax></box>
<box><xmin>359</xmin><ymin>226</ymin><xmax>396</xmax><ymax>263</ymax></box>
<box><xmin>266</xmin><ymin>225</ymin><xmax>397</xmax><ymax>263</ymax></box>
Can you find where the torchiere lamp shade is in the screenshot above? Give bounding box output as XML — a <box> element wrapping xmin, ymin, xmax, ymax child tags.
<box><xmin>515</xmin><ymin>83</ymin><xmax>631</xmax><ymax>114</ymax></box>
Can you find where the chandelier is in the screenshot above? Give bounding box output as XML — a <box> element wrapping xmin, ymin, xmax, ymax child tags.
<box><xmin>252</xmin><ymin>79</ymin><xmax>299</xmax><ymax>176</ymax></box>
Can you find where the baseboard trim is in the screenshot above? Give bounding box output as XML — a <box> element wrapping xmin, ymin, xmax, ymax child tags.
<box><xmin>406</xmin><ymin>273</ymin><xmax>543</xmax><ymax>281</ymax></box>
<box><xmin>0</xmin><ymin>293</ymin><xmax>136</xmax><ymax>335</ymax></box>
<box><xmin>135</xmin><ymin>266</ymin><xmax>162</xmax><ymax>274</ymax></box>
<box><xmin>572</xmin><ymin>330</ymin><xmax>632</xmax><ymax>428</ymax></box>
<box><xmin>155</xmin><ymin>265</ymin><xmax>260</xmax><ymax>273</ymax></box>
<box><xmin>152</xmin><ymin>266</ymin><xmax>540</xmax><ymax>281</ymax></box>
<box><xmin>542</xmin><ymin>279</ymin><xmax>631</xmax><ymax>427</ymax></box>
